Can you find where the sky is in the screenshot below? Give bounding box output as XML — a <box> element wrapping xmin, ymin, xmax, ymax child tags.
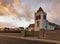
<box><xmin>0</xmin><ymin>0</ymin><xmax>60</xmax><ymax>28</ymax></box>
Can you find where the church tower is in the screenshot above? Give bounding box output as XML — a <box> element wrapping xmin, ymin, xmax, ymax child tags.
<box><xmin>35</xmin><ymin>7</ymin><xmax>47</xmax><ymax>31</ymax></box>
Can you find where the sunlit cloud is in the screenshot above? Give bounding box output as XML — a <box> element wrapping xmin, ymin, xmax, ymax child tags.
<box><xmin>0</xmin><ymin>0</ymin><xmax>60</xmax><ymax>27</ymax></box>
<box><xmin>40</xmin><ymin>0</ymin><xmax>60</xmax><ymax>25</ymax></box>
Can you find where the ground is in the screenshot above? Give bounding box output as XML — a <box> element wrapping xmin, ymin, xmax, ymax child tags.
<box><xmin>0</xmin><ymin>36</ymin><xmax>56</xmax><ymax>44</ymax></box>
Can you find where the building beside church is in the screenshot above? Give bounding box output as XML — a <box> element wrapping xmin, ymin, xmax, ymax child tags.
<box><xmin>26</xmin><ymin>24</ymin><xmax>35</xmax><ymax>31</ymax></box>
<box><xmin>27</xmin><ymin>7</ymin><xmax>60</xmax><ymax>31</ymax></box>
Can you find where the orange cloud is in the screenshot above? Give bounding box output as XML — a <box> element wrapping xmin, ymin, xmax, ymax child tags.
<box><xmin>0</xmin><ymin>22</ymin><xmax>16</xmax><ymax>28</ymax></box>
<box><xmin>0</xmin><ymin>0</ymin><xmax>34</xmax><ymax>21</ymax></box>
<box><xmin>13</xmin><ymin>0</ymin><xmax>20</xmax><ymax>9</ymax></box>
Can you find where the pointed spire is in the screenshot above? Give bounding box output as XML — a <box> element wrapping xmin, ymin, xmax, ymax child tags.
<box><xmin>37</xmin><ymin>7</ymin><xmax>43</xmax><ymax>12</ymax></box>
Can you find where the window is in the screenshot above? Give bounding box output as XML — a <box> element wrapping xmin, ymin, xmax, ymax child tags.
<box><xmin>43</xmin><ymin>15</ymin><xmax>46</xmax><ymax>19</ymax></box>
<box><xmin>36</xmin><ymin>15</ymin><xmax>41</xmax><ymax>20</ymax></box>
<box><xmin>37</xmin><ymin>21</ymin><xmax>39</xmax><ymax>27</ymax></box>
<box><xmin>39</xmin><ymin>15</ymin><xmax>41</xmax><ymax>19</ymax></box>
<box><xmin>36</xmin><ymin>16</ymin><xmax>39</xmax><ymax>20</ymax></box>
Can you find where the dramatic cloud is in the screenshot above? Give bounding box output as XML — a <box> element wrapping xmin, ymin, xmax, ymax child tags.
<box><xmin>0</xmin><ymin>0</ymin><xmax>20</xmax><ymax>18</ymax></box>
<box><xmin>13</xmin><ymin>0</ymin><xmax>20</xmax><ymax>9</ymax></box>
<box><xmin>33</xmin><ymin>0</ymin><xmax>41</xmax><ymax>4</ymax></box>
<box><xmin>40</xmin><ymin>0</ymin><xmax>60</xmax><ymax>25</ymax></box>
<box><xmin>19</xmin><ymin>3</ymin><xmax>34</xmax><ymax>20</ymax></box>
<box><xmin>0</xmin><ymin>0</ymin><xmax>34</xmax><ymax>27</ymax></box>
<box><xmin>0</xmin><ymin>0</ymin><xmax>34</xmax><ymax>20</ymax></box>
<box><xmin>0</xmin><ymin>22</ymin><xmax>16</xmax><ymax>28</ymax></box>
<box><xmin>0</xmin><ymin>0</ymin><xmax>60</xmax><ymax>27</ymax></box>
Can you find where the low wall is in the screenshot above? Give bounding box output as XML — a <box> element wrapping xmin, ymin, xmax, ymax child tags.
<box><xmin>23</xmin><ymin>30</ymin><xmax>60</xmax><ymax>41</ymax></box>
<box><xmin>39</xmin><ymin>30</ymin><xmax>60</xmax><ymax>41</ymax></box>
<box><xmin>25</xmin><ymin>31</ymin><xmax>39</xmax><ymax>37</ymax></box>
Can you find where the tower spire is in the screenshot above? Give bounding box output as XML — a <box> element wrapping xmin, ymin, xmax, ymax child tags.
<box><xmin>37</xmin><ymin>7</ymin><xmax>43</xmax><ymax>12</ymax></box>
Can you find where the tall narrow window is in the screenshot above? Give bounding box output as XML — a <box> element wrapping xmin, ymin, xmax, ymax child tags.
<box><xmin>36</xmin><ymin>16</ymin><xmax>39</xmax><ymax>20</ymax></box>
<box><xmin>43</xmin><ymin>15</ymin><xmax>46</xmax><ymax>19</ymax></box>
<box><xmin>37</xmin><ymin>21</ymin><xmax>39</xmax><ymax>27</ymax></box>
<box><xmin>39</xmin><ymin>15</ymin><xmax>41</xmax><ymax>19</ymax></box>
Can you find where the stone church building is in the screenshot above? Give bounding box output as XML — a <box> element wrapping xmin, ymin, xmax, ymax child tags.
<box><xmin>27</xmin><ymin>7</ymin><xmax>60</xmax><ymax>31</ymax></box>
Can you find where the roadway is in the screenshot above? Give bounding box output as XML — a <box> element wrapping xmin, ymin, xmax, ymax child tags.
<box><xmin>0</xmin><ymin>36</ymin><xmax>56</xmax><ymax>44</ymax></box>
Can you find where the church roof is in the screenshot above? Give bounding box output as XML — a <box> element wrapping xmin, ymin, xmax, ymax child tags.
<box><xmin>28</xmin><ymin>24</ymin><xmax>35</xmax><ymax>28</ymax></box>
<box><xmin>37</xmin><ymin>7</ymin><xmax>43</xmax><ymax>13</ymax></box>
<box><xmin>47</xmin><ymin>21</ymin><xmax>59</xmax><ymax>26</ymax></box>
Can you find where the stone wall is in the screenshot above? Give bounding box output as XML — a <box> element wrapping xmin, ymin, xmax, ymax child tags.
<box><xmin>25</xmin><ymin>29</ymin><xmax>60</xmax><ymax>41</ymax></box>
<box><xmin>26</xmin><ymin>30</ymin><xmax>60</xmax><ymax>41</ymax></box>
<box><xmin>25</xmin><ymin>31</ymin><xmax>39</xmax><ymax>37</ymax></box>
<box><xmin>39</xmin><ymin>30</ymin><xmax>60</xmax><ymax>41</ymax></box>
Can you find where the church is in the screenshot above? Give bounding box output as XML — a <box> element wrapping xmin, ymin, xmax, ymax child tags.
<box><xmin>27</xmin><ymin>7</ymin><xmax>60</xmax><ymax>31</ymax></box>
